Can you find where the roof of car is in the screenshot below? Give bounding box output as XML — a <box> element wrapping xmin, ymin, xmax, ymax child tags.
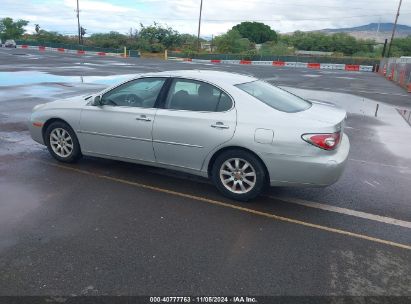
<box><xmin>144</xmin><ymin>70</ymin><xmax>257</xmax><ymax>85</ymax></box>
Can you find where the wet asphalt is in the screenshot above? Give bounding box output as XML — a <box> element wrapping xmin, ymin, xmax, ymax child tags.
<box><xmin>0</xmin><ymin>47</ymin><xmax>411</xmax><ymax>296</ymax></box>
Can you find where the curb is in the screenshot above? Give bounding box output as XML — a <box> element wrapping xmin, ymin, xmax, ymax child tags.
<box><xmin>17</xmin><ymin>45</ymin><xmax>125</xmax><ymax>58</ymax></box>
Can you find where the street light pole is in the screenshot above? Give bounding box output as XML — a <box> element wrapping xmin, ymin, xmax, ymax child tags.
<box><xmin>76</xmin><ymin>0</ymin><xmax>81</xmax><ymax>45</ymax></box>
<box><xmin>387</xmin><ymin>0</ymin><xmax>402</xmax><ymax>57</ymax></box>
<box><xmin>197</xmin><ymin>0</ymin><xmax>203</xmax><ymax>53</ymax></box>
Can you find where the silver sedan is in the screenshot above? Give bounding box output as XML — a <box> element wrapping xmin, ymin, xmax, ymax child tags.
<box><xmin>29</xmin><ymin>70</ymin><xmax>350</xmax><ymax>201</ymax></box>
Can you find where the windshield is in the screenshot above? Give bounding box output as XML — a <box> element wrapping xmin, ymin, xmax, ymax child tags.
<box><xmin>236</xmin><ymin>80</ymin><xmax>311</xmax><ymax>113</ymax></box>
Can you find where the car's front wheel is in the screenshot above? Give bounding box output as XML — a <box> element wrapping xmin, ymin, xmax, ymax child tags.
<box><xmin>211</xmin><ymin>150</ymin><xmax>266</xmax><ymax>201</ymax></box>
<box><xmin>45</xmin><ymin>121</ymin><xmax>82</xmax><ymax>163</ymax></box>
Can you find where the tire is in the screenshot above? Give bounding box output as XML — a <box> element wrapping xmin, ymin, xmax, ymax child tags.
<box><xmin>211</xmin><ymin>149</ymin><xmax>266</xmax><ymax>201</ymax></box>
<box><xmin>45</xmin><ymin>121</ymin><xmax>82</xmax><ymax>163</ymax></box>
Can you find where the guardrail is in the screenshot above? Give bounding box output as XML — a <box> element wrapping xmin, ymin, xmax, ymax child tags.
<box><xmin>15</xmin><ymin>40</ymin><xmax>140</xmax><ymax>58</ymax></box>
<box><xmin>168</xmin><ymin>51</ymin><xmax>379</xmax><ymax>65</ymax></box>
<box><xmin>169</xmin><ymin>57</ymin><xmax>374</xmax><ymax>72</ymax></box>
<box><xmin>17</xmin><ymin>44</ymin><xmax>127</xmax><ymax>58</ymax></box>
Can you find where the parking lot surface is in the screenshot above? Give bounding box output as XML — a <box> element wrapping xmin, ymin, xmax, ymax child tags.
<box><xmin>1</xmin><ymin>48</ymin><xmax>411</xmax><ymax>296</ymax></box>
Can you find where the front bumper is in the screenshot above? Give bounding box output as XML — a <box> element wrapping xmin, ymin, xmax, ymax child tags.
<box><xmin>264</xmin><ymin>134</ymin><xmax>350</xmax><ymax>187</ymax></box>
<box><xmin>28</xmin><ymin>118</ymin><xmax>45</xmax><ymax>145</ymax></box>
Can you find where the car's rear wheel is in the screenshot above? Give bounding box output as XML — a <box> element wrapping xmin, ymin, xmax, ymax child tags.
<box><xmin>45</xmin><ymin>121</ymin><xmax>82</xmax><ymax>163</ymax></box>
<box><xmin>211</xmin><ymin>150</ymin><xmax>266</xmax><ymax>201</ymax></box>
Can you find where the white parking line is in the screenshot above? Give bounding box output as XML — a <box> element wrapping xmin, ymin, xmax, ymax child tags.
<box><xmin>0</xmin><ymin>50</ymin><xmax>14</xmax><ymax>56</ymax></box>
<box><xmin>268</xmin><ymin>195</ymin><xmax>411</xmax><ymax>229</ymax></box>
<box><xmin>364</xmin><ymin>180</ymin><xmax>377</xmax><ymax>188</ymax></box>
<box><xmin>349</xmin><ymin>158</ymin><xmax>410</xmax><ymax>170</ymax></box>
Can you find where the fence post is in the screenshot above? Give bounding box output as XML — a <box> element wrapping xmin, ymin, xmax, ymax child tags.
<box><xmin>375</xmin><ymin>104</ymin><xmax>379</xmax><ymax>117</ymax></box>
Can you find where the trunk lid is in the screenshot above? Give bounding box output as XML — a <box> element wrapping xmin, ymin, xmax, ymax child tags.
<box><xmin>295</xmin><ymin>101</ymin><xmax>346</xmax><ymax>132</ymax></box>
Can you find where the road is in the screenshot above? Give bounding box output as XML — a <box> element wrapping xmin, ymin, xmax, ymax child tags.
<box><xmin>0</xmin><ymin>48</ymin><xmax>411</xmax><ymax>297</ymax></box>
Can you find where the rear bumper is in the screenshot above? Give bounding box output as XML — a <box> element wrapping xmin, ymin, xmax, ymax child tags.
<box><xmin>264</xmin><ymin>134</ymin><xmax>350</xmax><ymax>187</ymax></box>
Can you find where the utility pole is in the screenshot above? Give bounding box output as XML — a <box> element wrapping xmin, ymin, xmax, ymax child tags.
<box><xmin>197</xmin><ymin>0</ymin><xmax>203</xmax><ymax>53</ymax></box>
<box><xmin>76</xmin><ymin>0</ymin><xmax>81</xmax><ymax>45</ymax></box>
<box><xmin>381</xmin><ymin>39</ymin><xmax>388</xmax><ymax>57</ymax></box>
<box><xmin>387</xmin><ymin>0</ymin><xmax>402</xmax><ymax>57</ymax></box>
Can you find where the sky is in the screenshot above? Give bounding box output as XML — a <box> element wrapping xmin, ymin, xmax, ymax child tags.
<box><xmin>1</xmin><ymin>0</ymin><xmax>411</xmax><ymax>37</ymax></box>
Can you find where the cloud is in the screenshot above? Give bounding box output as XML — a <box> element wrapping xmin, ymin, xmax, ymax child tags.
<box><xmin>1</xmin><ymin>0</ymin><xmax>411</xmax><ymax>36</ymax></box>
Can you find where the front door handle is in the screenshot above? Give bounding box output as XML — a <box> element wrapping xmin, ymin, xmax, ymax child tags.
<box><xmin>211</xmin><ymin>122</ymin><xmax>229</xmax><ymax>129</ymax></box>
<box><xmin>136</xmin><ymin>115</ymin><xmax>152</xmax><ymax>122</ymax></box>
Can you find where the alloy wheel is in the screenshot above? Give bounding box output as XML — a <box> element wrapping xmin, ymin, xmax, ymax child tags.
<box><xmin>49</xmin><ymin>128</ymin><xmax>73</xmax><ymax>158</ymax></box>
<box><xmin>219</xmin><ymin>158</ymin><xmax>256</xmax><ymax>194</ymax></box>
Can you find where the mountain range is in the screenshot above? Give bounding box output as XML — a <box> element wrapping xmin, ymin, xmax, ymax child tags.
<box><xmin>320</xmin><ymin>23</ymin><xmax>411</xmax><ymax>42</ymax></box>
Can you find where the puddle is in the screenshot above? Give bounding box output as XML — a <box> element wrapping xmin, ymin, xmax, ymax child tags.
<box><xmin>102</xmin><ymin>62</ymin><xmax>135</xmax><ymax>66</ymax></box>
<box><xmin>303</xmin><ymin>74</ymin><xmax>322</xmax><ymax>78</ymax></box>
<box><xmin>0</xmin><ymin>71</ymin><xmax>136</xmax><ymax>87</ymax></box>
<box><xmin>0</xmin><ymin>85</ymin><xmax>66</xmax><ymax>100</ymax></box>
<box><xmin>74</xmin><ymin>62</ymin><xmax>100</xmax><ymax>66</ymax></box>
<box><xmin>0</xmin><ymin>131</ymin><xmax>41</xmax><ymax>156</ymax></box>
<box><xmin>335</xmin><ymin>76</ymin><xmax>358</xmax><ymax>80</ymax></box>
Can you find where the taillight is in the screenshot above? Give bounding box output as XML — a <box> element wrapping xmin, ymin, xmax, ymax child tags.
<box><xmin>302</xmin><ymin>131</ymin><xmax>341</xmax><ymax>150</ymax></box>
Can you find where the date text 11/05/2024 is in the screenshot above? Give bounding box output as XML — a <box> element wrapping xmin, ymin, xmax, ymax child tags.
<box><xmin>150</xmin><ymin>296</ymin><xmax>257</xmax><ymax>303</ymax></box>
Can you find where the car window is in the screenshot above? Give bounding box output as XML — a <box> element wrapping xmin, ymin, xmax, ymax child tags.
<box><xmin>101</xmin><ymin>78</ymin><xmax>166</xmax><ymax>108</ymax></box>
<box><xmin>236</xmin><ymin>80</ymin><xmax>311</xmax><ymax>113</ymax></box>
<box><xmin>165</xmin><ymin>79</ymin><xmax>232</xmax><ymax>112</ymax></box>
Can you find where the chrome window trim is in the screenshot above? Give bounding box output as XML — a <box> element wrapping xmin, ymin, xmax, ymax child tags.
<box><xmin>96</xmin><ymin>76</ymin><xmax>169</xmax><ymax>108</ymax></box>
<box><xmin>163</xmin><ymin>77</ymin><xmax>235</xmax><ymax>113</ymax></box>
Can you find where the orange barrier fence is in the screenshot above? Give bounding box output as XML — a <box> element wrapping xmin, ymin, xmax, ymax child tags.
<box><xmin>380</xmin><ymin>58</ymin><xmax>411</xmax><ymax>93</ymax></box>
<box><xmin>273</xmin><ymin>61</ymin><xmax>285</xmax><ymax>67</ymax></box>
<box><xmin>307</xmin><ymin>63</ymin><xmax>321</xmax><ymax>69</ymax></box>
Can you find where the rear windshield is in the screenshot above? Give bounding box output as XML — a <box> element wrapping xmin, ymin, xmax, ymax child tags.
<box><xmin>236</xmin><ymin>80</ymin><xmax>311</xmax><ymax>113</ymax></box>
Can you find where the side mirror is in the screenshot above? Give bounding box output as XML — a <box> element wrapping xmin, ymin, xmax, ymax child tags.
<box><xmin>93</xmin><ymin>95</ymin><xmax>102</xmax><ymax>106</ymax></box>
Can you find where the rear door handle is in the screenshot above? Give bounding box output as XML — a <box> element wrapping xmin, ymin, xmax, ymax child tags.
<box><xmin>136</xmin><ymin>115</ymin><xmax>152</xmax><ymax>122</ymax></box>
<box><xmin>211</xmin><ymin>122</ymin><xmax>229</xmax><ymax>129</ymax></box>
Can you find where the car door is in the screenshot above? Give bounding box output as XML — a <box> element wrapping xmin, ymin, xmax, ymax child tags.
<box><xmin>152</xmin><ymin>78</ymin><xmax>236</xmax><ymax>171</ymax></box>
<box><xmin>79</xmin><ymin>77</ymin><xmax>167</xmax><ymax>163</ymax></box>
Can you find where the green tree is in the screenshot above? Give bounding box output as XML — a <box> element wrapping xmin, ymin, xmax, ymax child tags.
<box><xmin>88</xmin><ymin>31</ymin><xmax>128</xmax><ymax>48</ymax></box>
<box><xmin>138</xmin><ymin>23</ymin><xmax>182</xmax><ymax>50</ymax></box>
<box><xmin>232</xmin><ymin>21</ymin><xmax>277</xmax><ymax>44</ymax></box>
<box><xmin>259</xmin><ymin>41</ymin><xmax>293</xmax><ymax>56</ymax></box>
<box><xmin>391</xmin><ymin>36</ymin><xmax>411</xmax><ymax>56</ymax></box>
<box><xmin>178</xmin><ymin>34</ymin><xmax>204</xmax><ymax>52</ymax></box>
<box><xmin>280</xmin><ymin>31</ymin><xmax>376</xmax><ymax>56</ymax></box>
<box><xmin>214</xmin><ymin>29</ymin><xmax>251</xmax><ymax>53</ymax></box>
<box><xmin>37</xmin><ymin>30</ymin><xmax>70</xmax><ymax>43</ymax></box>
<box><xmin>0</xmin><ymin>17</ymin><xmax>29</xmax><ymax>40</ymax></box>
